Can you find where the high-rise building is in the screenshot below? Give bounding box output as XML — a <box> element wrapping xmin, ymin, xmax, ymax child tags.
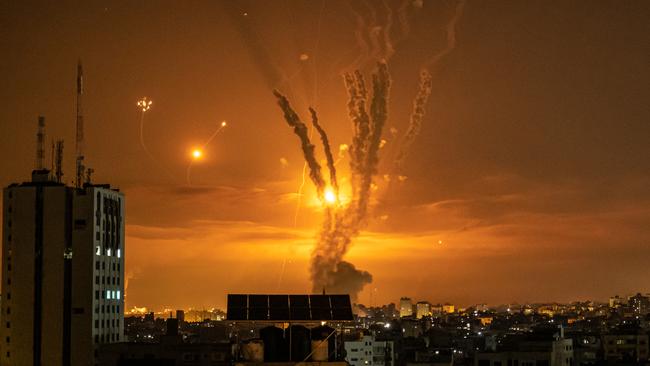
<box><xmin>399</xmin><ymin>297</ymin><xmax>413</xmax><ymax>318</ymax></box>
<box><xmin>415</xmin><ymin>301</ymin><xmax>432</xmax><ymax>319</ymax></box>
<box><xmin>1</xmin><ymin>121</ymin><xmax>125</xmax><ymax>365</ymax></box>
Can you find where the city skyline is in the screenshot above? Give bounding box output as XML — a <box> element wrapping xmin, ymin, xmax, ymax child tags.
<box><xmin>1</xmin><ymin>1</ymin><xmax>650</xmax><ymax>311</ymax></box>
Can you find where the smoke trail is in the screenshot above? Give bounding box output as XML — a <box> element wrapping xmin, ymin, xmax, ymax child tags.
<box><xmin>390</xmin><ymin>0</ymin><xmax>465</xmax><ymax>175</ymax></box>
<box><xmin>357</xmin><ymin>62</ymin><xmax>391</xmax><ymax>217</ymax></box>
<box><xmin>221</xmin><ymin>2</ymin><xmax>283</xmax><ymax>89</ymax></box>
<box><xmin>381</xmin><ymin>0</ymin><xmax>395</xmax><ymax>61</ymax></box>
<box><xmin>423</xmin><ymin>0</ymin><xmax>467</xmax><ymax>69</ymax></box>
<box><xmin>137</xmin><ymin>106</ymin><xmax>178</xmax><ymax>183</ymax></box>
<box><xmin>344</xmin><ymin>71</ymin><xmax>371</xmax><ymax>179</ymax></box>
<box><xmin>273</xmin><ymin>90</ymin><xmax>326</xmax><ymax>198</ymax></box>
<box><xmin>309</xmin><ymin>108</ymin><xmax>339</xmax><ymax>197</ymax></box>
<box><xmin>397</xmin><ymin>0</ymin><xmax>412</xmax><ymax>42</ymax></box>
<box><xmin>394</xmin><ymin>70</ymin><xmax>433</xmax><ymax>172</ymax></box>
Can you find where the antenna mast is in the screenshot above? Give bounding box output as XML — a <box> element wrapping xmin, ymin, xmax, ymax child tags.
<box><xmin>55</xmin><ymin>140</ymin><xmax>64</xmax><ymax>183</ymax></box>
<box><xmin>75</xmin><ymin>60</ymin><xmax>85</xmax><ymax>188</ymax></box>
<box><xmin>35</xmin><ymin>116</ymin><xmax>45</xmax><ymax>170</ymax></box>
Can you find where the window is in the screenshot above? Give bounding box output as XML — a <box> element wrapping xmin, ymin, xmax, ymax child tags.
<box><xmin>94</xmin><ymin>320</ymin><xmax>99</xmax><ymax>328</ymax></box>
<box><xmin>95</xmin><ymin>261</ymin><xmax>99</xmax><ymax>270</ymax></box>
<box><xmin>95</xmin><ymin>246</ymin><xmax>101</xmax><ymax>255</ymax></box>
<box><xmin>74</xmin><ymin>219</ymin><xmax>86</xmax><ymax>229</ymax></box>
<box><xmin>7</xmin><ymin>278</ymin><xmax>10</xmax><ymax>285</ymax></box>
<box><xmin>95</xmin><ymin>276</ymin><xmax>99</xmax><ymax>285</ymax></box>
<box><xmin>5</xmin><ymin>322</ymin><xmax>9</xmax><ymax>328</ymax></box>
<box><xmin>106</xmin><ymin>290</ymin><xmax>111</xmax><ymax>299</ymax></box>
<box><xmin>6</xmin><ymin>293</ymin><xmax>9</xmax><ymax>300</ymax></box>
<box><xmin>117</xmin><ymin>291</ymin><xmax>121</xmax><ymax>300</ymax></box>
<box><xmin>6</xmin><ymin>336</ymin><xmax>9</xmax><ymax>343</ymax></box>
<box><xmin>107</xmin><ymin>248</ymin><xmax>111</xmax><ymax>257</ymax></box>
<box><xmin>6</xmin><ymin>307</ymin><xmax>9</xmax><ymax>314</ymax></box>
<box><xmin>117</xmin><ymin>249</ymin><xmax>121</xmax><ymax>258</ymax></box>
<box><xmin>95</xmin><ymin>291</ymin><xmax>99</xmax><ymax>300</ymax></box>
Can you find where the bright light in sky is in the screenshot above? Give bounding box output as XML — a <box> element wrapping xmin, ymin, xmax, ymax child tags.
<box><xmin>324</xmin><ymin>189</ymin><xmax>336</xmax><ymax>204</ymax></box>
<box><xmin>221</xmin><ymin>121</ymin><xmax>227</xmax><ymax>127</ymax></box>
<box><xmin>192</xmin><ymin>149</ymin><xmax>203</xmax><ymax>159</ymax></box>
<box><xmin>137</xmin><ymin>97</ymin><xmax>152</xmax><ymax>112</ymax></box>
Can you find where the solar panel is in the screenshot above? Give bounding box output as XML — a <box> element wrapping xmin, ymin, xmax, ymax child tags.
<box><xmin>227</xmin><ymin>294</ymin><xmax>248</xmax><ymax>320</ymax></box>
<box><xmin>226</xmin><ymin>294</ymin><xmax>353</xmax><ymax>321</ymax></box>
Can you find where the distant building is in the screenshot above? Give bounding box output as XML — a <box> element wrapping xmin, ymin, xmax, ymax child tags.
<box><xmin>609</xmin><ymin>296</ymin><xmax>625</xmax><ymax>308</ymax></box>
<box><xmin>400</xmin><ymin>298</ymin><xmax>414</xmax><ymax>318</ymax></box>
<box><xmin>627</xmin><ymin>293</ymin><xmax>650</xmax><ymax>315</ymax></box>
<box><xmin>176</xmin><ymin>309</ymin><xmax>185</xmax><ymax>324</ymax></box>
<box><xmin>100</xmin><ymin>319</ymin><xmax>231</xmax><ymax>366</ymax></box>
<box><xmin>416</xmin><ymin>302</ymin><xmax>432</xmax><ymax>319</ymax></box>
<box><xmin>602</xmin><ymin>331</ymin><xmax>649</xmax><ymax>362</ymax></box>
<box><xmin>345</xmin><ymin>334</ymin><xmax>395</xmax><ymax>366</ymax></box>
<box><xmin>442</xmin><ymin>304</ymin><xmax>455</xmax><ymax>314</ymax></box>
<box><xmin>1</xmin><ymin>119</ymin><xmax>125</xmax><ymax>365</ymax></box>
<box><xmin>475</xmin><ymin>327</ymin><xmax>573</xmax><ymax>366</ymax></box>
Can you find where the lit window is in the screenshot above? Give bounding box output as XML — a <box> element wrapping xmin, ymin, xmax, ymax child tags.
<box><xmin>107</xmin><ymin>248</ymin><xmax>111</xmax><ymax>256</ymax></box>
<box><xmin>106</xmin><ymin>290</ymin><xmax>111</xmax><ymax>299</ymax></box>
<box><xmin>117</xmin><ymin>291</ymin><xmax>121</xmax><ymax>300</ymax></box>
<box><xmin>117</xmin><ymin>249</ymin><xmax>121</xmax><ymax>258</ymax></box>
<box><xmin>95</xmin><ymin>246</ymin><xmax>100</xmax><ymax>255</ymax></box>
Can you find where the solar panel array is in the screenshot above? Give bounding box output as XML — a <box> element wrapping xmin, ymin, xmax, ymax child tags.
<box><xmin>227</xmin><ymin>294</ymin><xmax>353</xmax><ymax>321</ymax></box>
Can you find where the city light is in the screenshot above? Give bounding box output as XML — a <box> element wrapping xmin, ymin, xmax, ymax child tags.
<box><xmin>192</xmin><ymin>149</ymin><xmax>203</xmax><ymax>159</ymax></box>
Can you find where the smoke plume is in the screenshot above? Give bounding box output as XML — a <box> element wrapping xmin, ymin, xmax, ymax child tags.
<box><xmin>275</xmin><ymin>63</ymin><xmax>391</xmax><ymax>300</ymax></box>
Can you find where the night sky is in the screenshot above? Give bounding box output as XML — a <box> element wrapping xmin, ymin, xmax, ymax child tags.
<box><xmin>1</xmin><ymin>0</ymin><xmax>649</xmax><ymax>311</ymax></box>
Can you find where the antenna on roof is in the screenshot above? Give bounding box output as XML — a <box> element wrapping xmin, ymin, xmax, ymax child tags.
<box><xmin>35</xmin><ymin>116</ymin><xmax>45</xmax><ymax>170</ymax></box>
<box><xmin>75</xmin><ymin>60</ymin><xmax>85</xmax><ymax>188</ymax></box>
<box><xmin>55</xmin><ymin>140</ymin><xmax>64</xmax><ymax>183</ymax></box>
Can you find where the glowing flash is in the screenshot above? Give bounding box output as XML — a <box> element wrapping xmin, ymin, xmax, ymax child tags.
<box><xmin>137</xmin><ymin>97</ymin><xmax>153</xmax><ymax>112</ymax></box>
<box><xmin>192</xmin><ymin>149</ymin><xmax>203</xmax><ymax>159</ymax></box>
<box><xmin>324</xmin><ymin>189</ymin><xmax>336</xmax><ymax>204</ymax></box>
<box><xmin>221</xmin><ymin>121</ymin><xmax>227</xmax><ymax>127</ymax></box>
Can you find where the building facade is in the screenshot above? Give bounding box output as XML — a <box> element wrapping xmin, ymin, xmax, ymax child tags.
<box><xmin>345</xmin><ymin>335</ymin><xmax>395</xmax><ymax>366</ymax></box>
<box><xmin>400</xmin><ymin>298</ymin><xmax>413</xmax><ymax>318</ymax></box>
<box><xmin>416</xmin><ymin>302</ymin><xmax>432</xmax><ymax>319</ymax></box>
<box><xmin>1</xmin><ymin>169</ymin><xmax>125</xmax><ymax>365</ymax></box>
